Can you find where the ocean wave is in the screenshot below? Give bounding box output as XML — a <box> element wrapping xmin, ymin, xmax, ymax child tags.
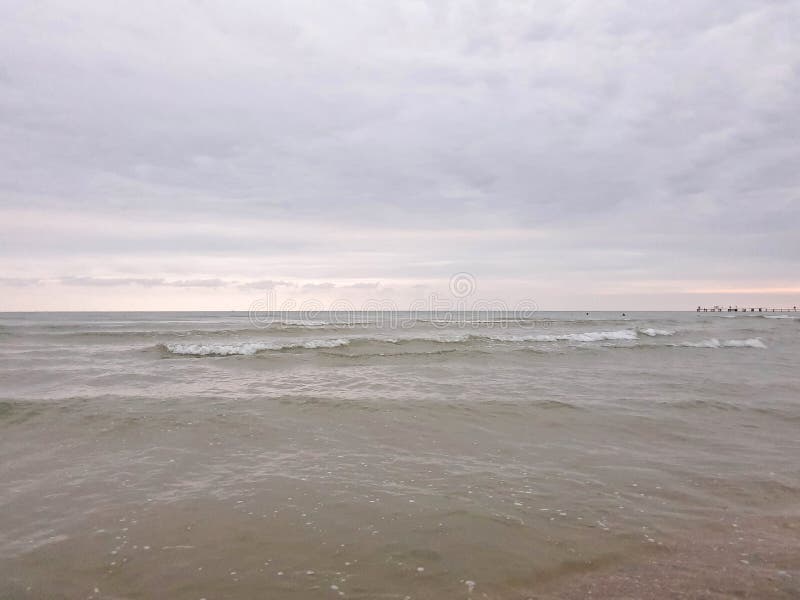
<box><xmin>763</xmin><ymin>315</ymin><xmax>796</xmax><ymax>319</ymax></box>
<box><xmin>272</xmin><ymin>319</ymin><xmax>377</xmax><ymax>327</ymax></box>
<box><xmin>674</xmin><ymin>338</ymin><xmax>767</xmax><ymax>349</ymax></box>
<box><xmin>161</xmin><ymin>339</ymin><xmax>351</xmax><ymax>356</ymax></box>
<box><xmin>385</xmin><ymin>333</ymin><xmax>472</xmax><ymax>344</ymax></box>
<box><xmin>487</xmin><ymin>329</ymin><xmax>639</xmax><ymax>343</ymax></box>
<box><xmin>722</xmin><ymin>338</ymin><xmax>768</xmax><ymax>348</ymax></box>
<box><xmin>159</xmin><ymin>327</ymin><xmax>700</xmax><ymax>356</ymax></box>
<box><xmin>638</xmin><ymin>328</ymin><xmax>675</xmax><ymax>337</ymax></box>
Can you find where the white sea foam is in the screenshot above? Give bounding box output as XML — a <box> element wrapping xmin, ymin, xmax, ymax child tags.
<box><xmin>162</xmin><ymin>329</ymin><xmax>643</xmax><ymax>356</ymax></box>
<box><xmin>763</xmin><ymin>315</ymin><xmax>794</xmax><ymax>319</ymax></box>
<box><xmin>164</xmin><ymin>339</ymin><xmax>351</xmax><ymax>355</ymax></box>
<box><xmin>385</xmin><ymin>333</ymin><xmax>472</xmax><ymax>344</ymax></box>
<box><xmin>488</xmin><ymin>329</ymin><xmax>638</xmax><ymax>343</ymax></box>
<box><xmin>163</xmin><ymin>330</ymin><xmax>766</xmax><ymax>355</ymax></box>
<box><xmin>164</xmin><ymin>342</ymin><xmax>279</xmax><ymax>355</ymax></box>
<box><xmin>165</xmin><ymin>334</ymin><xmax>479</xmax><ymax>356</ymax></box>
<box><xmin>269</xmin><ymin>319</ymin><xmax>375</xmax><ymax>327</ymax></box>
<box><xmin>722</xmin><ymin>338</ymin><xmax>767</xmax><ymax>348</ymax></box>
<box><xmin>678</xmin><ymin>338</ymin><xmax>722</xmax><ymax>348</ymax></box>
<box><xmin>639</xmin><ymin>328</ymin><xmax>675</xmax><ymax>337</ymax></box>
<box><xmin>300</xmin><ymin>339</ymin><xmax>352</xmax><ymax>349</ymax></box>
<box><xmin>675</xmin><ymin>338</ymin><xmax>766</xmax><ymax>349</ymax></box>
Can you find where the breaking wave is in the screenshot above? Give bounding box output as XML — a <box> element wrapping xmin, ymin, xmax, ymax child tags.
<box><xmin>158</xmin><ymin>328</ymin><xmax>762</xmax><ymax>357</ymax></box>
<box><xmin>487</xmin><ymin>329</ymin><xmax>639</xmax><ymax>343</ymax></box>
<box><xmin>639</xmin><ymin>328</ymin><xmax>675</xmax><ymax>337</ymax></box>
<box><xmin>162</xmin><ymin>339</ymin><xmax>351</xmax><ymax>356</ymax></box>
<box><xmin>160</xmin><ymin>334</ymin><xmax>477</xmax><ymax>356</ymax></box>
<box><xmin>674</xmin><ymin>338</ymin><xmax>767</xmax><ymax>349</ymax></box>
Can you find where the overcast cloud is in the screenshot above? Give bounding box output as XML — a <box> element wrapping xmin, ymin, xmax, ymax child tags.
<box><xmin>1</xmin><ymin>0</ymin><xmax>798</xmax><ymax>310</ymax></box>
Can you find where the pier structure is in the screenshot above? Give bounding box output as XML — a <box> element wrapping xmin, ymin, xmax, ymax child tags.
<box><xmin>696</xmin><ymin>305</ymin><xmax>798</xmax><ymax>313</ymax></box>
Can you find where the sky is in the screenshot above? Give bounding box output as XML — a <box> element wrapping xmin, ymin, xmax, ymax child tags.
<box><xmin>1</xmin><ymin>0</ymin><xmax>798</xmax><ymax>311</ymax></box>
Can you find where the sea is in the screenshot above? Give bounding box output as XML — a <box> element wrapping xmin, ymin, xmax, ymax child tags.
<box><xmin>1</xmin><ymin>311</ymin><xmax>798</xmax><ymax>598</ymax></box>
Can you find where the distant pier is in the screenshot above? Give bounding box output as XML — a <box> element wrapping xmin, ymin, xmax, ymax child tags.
<box><xmin>696</xmin><ymin>305</ymin><xmax>797</xmax><ymax>312</ymax></box>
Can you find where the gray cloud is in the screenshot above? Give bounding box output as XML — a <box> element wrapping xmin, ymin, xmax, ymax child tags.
<box><xmin>169</xmin><ymin>279</ymin><xmax>229</xmax><ymax>288</ymax></box>
<box><xmin>345</xmin><ymin>282</ymin><xmax>382</xmax><ymax>290</ymax></box>
<box><xmin>54</xmin><ymin>276</ymin><xmax>233</xmax><ymax>288</ymax></box>
<box><xmin>57</xmin><ymin>277</ymin><xmax>166</xmax><ymax>287</ymax></box>
<box><xmin>0</xmin><ymin>0</ymin><xmax>798</xmax><ymax>309</ymax></box>
<box><xmin>237</xmin><ymin>279</ymin><xmax>292</xmax><ymax>291</ymax></box>
<box><xmin>0</xmin><ymin>277</ymin><xmax>42</xmax><ymax>287</ymax></box>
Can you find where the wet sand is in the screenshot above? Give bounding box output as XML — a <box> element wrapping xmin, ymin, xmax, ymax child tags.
<box><xmin>538</xmin><ymin>515</ymin><xmax>800</xmax><ymax>599</ymax></box>
<box><xmin>3</xmin><ymin>490</ymin><xmax>798</xmax><ymax>599</ymax></box>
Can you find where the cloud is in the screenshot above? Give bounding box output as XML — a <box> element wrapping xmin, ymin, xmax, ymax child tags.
<box><xmin>0</xmin><ymin>277</ymin><xmax>42</xmax><ymax>287</ymax></box>
<box><xmin>301</xmin><ymin>282</ymin><xmax>337</xmax><ymax>291</ymax></box>
<box><xmin>345</xmin><ymin>282</ymin><xmax>382</xmax><ymax>289</ymax></box>
<box><xmin>52</xmin><ymin>276</ymin><xmax>239</xmax><ymax>288</ymax></box>
<box><xmin>57</xmin><ymin>276</ymin><xmax>166</xmax><ymax>287</ymax></box>
<box><xmin>1</xmin><ymin>0</ymin><xmax>798</xmax><ymax>309</ymax></box>
<box><xmin>169</xmin><ymin>278</ymin><xmax>229</xmax><ymax>288</ymax></box>
<box><xmin>237</xmin><ymin>279</ymin><xmax>292</xmax><ymax>291</ymax></box>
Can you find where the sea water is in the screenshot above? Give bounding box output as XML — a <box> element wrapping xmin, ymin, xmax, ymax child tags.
<box><xmin>1</xmin><ymin>311</ymin><xmax>798</xmax><ymax>597</ymax></box>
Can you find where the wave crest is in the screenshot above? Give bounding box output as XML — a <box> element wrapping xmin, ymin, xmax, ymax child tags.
<box><xmin>161</xmin><ymin>339</ymin><xmax>351</xmax><ymax>356</ymax></box>
<box><xmin>639</xmin><ymin>328</ymin><xmax>675</xmax><ymax>337</ymax></box>
<box><xmin>158</xmin><ymin>328</ymin><xmax>758</xmax><ymax>357</ymax></box>
<box><xmin>675</xmin><ymin>338</ymin><xmax>766</xmax><ymax>349</ymax></box>
<box><xmin>488</xmin><ymin>329</ymin><xmax>638</xmax><ymax>343</ymax></box>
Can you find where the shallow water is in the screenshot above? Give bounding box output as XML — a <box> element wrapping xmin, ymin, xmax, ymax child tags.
<box><xmin>1</xmin><ymin>311</ymin><xmax>799</xmax><ymax>598</ymax></box>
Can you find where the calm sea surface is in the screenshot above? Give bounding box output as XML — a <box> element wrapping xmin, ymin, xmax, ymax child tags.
<box><xmin>1</xmin><ymin>311</ymin><xmax>799</xmax><ymax>598</ymax></box>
